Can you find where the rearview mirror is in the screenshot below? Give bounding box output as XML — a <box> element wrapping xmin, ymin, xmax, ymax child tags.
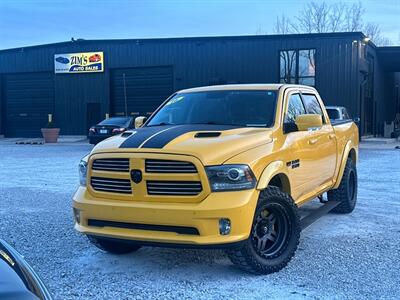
<box><xmin>135</xmin><ymin>116</ymin><xmax>147</xmax><ymax>128</ymax></box>
<box><xmin>295</xmin><ymin>114</ymin><xmax>323</xmax><ymax>131</ymax></box>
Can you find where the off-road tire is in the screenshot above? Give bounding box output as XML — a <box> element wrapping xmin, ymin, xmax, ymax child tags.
<box><xmin>328</xmin><ymin>158</ymin><xmax>357</xmax><ymax>214</ymax></box>
<box><xmin>87</xmin><ymin>235</ymin><xmax>141</xmax><ymax>254</ymax></box>
<box><xmin>226</xmin><ymin>186</ymin><xmax>301</xmax><ymax>275</ymax></box>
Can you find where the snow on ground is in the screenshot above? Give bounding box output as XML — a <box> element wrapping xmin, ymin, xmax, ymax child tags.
<box><xmin>0</xmin><ymin>142</ymin><xmax>399</xmax><ymax>300</ymax></box>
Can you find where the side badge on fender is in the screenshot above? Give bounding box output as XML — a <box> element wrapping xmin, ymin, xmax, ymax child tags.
<box><xmin>287</xmin><ymin>159</ymin><xmax>300</xmax><ymax>169</ymax></box>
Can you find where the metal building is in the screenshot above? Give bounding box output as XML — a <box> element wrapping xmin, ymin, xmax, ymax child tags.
<box><xmin>0</xmin><ymin>32</ymin><xmax>399</xmax><ymax>137</ymax></box>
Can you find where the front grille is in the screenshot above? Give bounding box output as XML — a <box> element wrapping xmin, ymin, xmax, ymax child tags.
<box><xmin>88</xmin><ymin>219</ymin><xmax>200</xmax><ymax>235</ymax></box>
<box><xmin>91</xmin><ymin>177</ymin><xmax>132</xmax><ymax>194</ymax></box>
<box><xmin>145</xmin><ymin>159</ymin><xmax>197</xmax><ymax>173</ymax></box>
<box><xmin>92</xmin><ymin>158</ymin><xmax>129</xmax><ymax>172</ymax></box>
<box><xmin>147</xmin><ymin>181</ymin><xmax>202</xmax><ymax>195</ymax></box>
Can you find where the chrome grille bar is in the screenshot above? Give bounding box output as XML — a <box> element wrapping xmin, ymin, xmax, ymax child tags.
<box><xmin>91</xmin><ymin>177</ymin><xmax>132</xmax><ymax>194</ymax></box>
<box><xmin>92</xmin><ymin>158</ymin><xmax>129</xmax><ymax>172</ymax></box>
<box><xmin>147</xmin><ymin>181</ymin><xmax>202</xmax><ymax>196</ymax></box>
<box><xmin>145</xmin><ymin>159</ymin><xmax>197</xmax><ymax>173</ymax></box>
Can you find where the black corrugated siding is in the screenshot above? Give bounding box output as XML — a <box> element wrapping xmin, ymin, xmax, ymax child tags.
<box><xmin>3</xmin><ymin>72</ymin><xmax>54</xmax><ymax>137</ymax></box>
<box><xmin>111</xmin><ymin>66</ymin><xmax>173</xmax><ymax>116</ymax></box>
<box><xmin>0</xmin><ymin>33</ymin><xmax>369</xmax><ymax>135</ymax></box>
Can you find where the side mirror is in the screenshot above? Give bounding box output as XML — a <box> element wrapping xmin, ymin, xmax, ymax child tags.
<box><xmin>134</xmin><ymin>116</ymin><xmax>147</xmax><ymax>128</ymax></box>
<box><xmin>295</xmin><ymin>114</ymin><xmax>323</xmax><ymax>131</ymax></box>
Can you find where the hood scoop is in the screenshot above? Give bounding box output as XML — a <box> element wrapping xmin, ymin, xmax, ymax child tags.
<box><xmin>194</xmin><ymin>132</ymin><xmax>221</xmax><ymax>138</ymax></box>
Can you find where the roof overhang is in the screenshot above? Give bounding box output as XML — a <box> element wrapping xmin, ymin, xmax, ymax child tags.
<box><xmin>377</xmin><ymin>47</ymin><xmax>400</xmax><ymax>72</ymax></box>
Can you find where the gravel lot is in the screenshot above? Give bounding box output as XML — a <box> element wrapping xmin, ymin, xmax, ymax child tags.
<box><xmin>0</xmin><ymin>142</ymin><xmax>399</xmax><ymax>300</ymax></box>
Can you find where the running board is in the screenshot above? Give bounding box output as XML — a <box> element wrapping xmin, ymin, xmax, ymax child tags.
<box><xmin>300</xmin><ymin>201</ymin><xmax>340</xmax><ymax>230</ymax></box>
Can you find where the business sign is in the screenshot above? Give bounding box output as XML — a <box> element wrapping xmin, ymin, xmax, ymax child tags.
<box><xmin>54</xmin><ymin>52</ymin><xmax>104</xmax><ymax>73</ymax></box>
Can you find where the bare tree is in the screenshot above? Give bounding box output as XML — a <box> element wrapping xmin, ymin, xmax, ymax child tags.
<box><xmin>273</xmin><ymin>1</ymin><xmax>392</xmax><ymax>45</ymax></box>
<box><xmin>274</xmin><ymin>15</ymin><xmax>293</xmax><ymax>34</ymax></box>
<box><xmin>293</xmin><ymin>2</ymin><xmax>331</xmax><ymax>33</ymax></box>
<box><xmin>329</xmin><ymin>2</ymin><xmax>346</xmax><ymax>32</ymax></box>
<box><xmin>364</xmin><ymin>22</ymin><xmax>392</xmax><ymax>46</ymax></box>
<box><xmin>255</xmin><ymin>25</ymin><xmax>266</xmax><ymax>35</ymax></box>
<box><xmin>343</xmin><ymin>1</ymin><xmax>364</xmax><ymax>31</ymax></box>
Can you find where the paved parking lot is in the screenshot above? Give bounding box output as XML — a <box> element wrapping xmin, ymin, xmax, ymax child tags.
<box><xmin>0</xmin><ymin>142</ymin><xmax>399</xmax><ymax>300</ymax></box>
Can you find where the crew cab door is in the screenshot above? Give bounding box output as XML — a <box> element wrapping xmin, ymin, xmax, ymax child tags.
<box><xmin>300</xmin><ymin>92</ymin><xmax>337</xmax><ymax>188</ymax></box>
<box><xmin>282</xmin><ymin>92</ymin><xmax>316</xmax><ymax>199</ymax></box>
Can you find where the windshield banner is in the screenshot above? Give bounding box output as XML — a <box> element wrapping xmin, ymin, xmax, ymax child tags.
<box><xmin>54</xmin><ymin>52</ymin><xmax>104</xmax><ymax>73</ymax></box>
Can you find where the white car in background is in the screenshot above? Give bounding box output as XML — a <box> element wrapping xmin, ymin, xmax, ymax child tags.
<box><xmin>326</xmin><ymin>106</ymin><xmax>360</xmax><ymax>127</ymax></box>
<box><xmin>326</xmin><ymin>106</ymin><xmax>351</xmax><ymax>120</ymax></box>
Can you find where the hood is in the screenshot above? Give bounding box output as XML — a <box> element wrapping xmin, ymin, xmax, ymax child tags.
<box><xmin>92</xmin><ymin>124</ymin><xmax>273</xmax><ymax>165</ymax></box>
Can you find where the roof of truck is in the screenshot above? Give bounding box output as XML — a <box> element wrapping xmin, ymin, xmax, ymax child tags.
<box><xmin>177</xmin><ymin>84</ymin><xmax>317</xmax><ymax>93</ymax></box>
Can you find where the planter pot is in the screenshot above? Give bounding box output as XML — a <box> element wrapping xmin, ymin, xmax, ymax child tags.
<box><xmin>41</xmin><ymin>128</ymin><xmax>60</xmax><ymax>143</ymax></box>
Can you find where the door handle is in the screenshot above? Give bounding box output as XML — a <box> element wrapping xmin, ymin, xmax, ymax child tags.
<box><xmin>308</xmin><ymin>138</ymin><xmax>318</xmax><ymax>145</ymax></box>
<box><xmin>328</xmin><ymin>134</ymin><xmax>335</xmax><ymax>140</ymax></box>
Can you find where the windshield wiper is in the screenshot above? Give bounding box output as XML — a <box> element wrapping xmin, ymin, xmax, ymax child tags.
<box><xmin>146</xmin><ymin>122</ymin><xmax>175</xmax><ymax>127</ymax></box>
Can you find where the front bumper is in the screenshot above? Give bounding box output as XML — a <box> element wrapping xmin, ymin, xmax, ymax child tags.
<box><xmin>73</xmin><ymin>186</ymin><xmax>259</xmax><ymax>246</ymax></box>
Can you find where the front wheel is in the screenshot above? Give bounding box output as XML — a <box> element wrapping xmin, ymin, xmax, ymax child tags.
<box><xmin>87</xmin><ymin>235</ymin><xmax>141</xmax><ymax>254</ymax></box>
<box><xmin>227</xmin><ymin>187</ymin><xmax>301</xmax><ymax>274</ymax></box>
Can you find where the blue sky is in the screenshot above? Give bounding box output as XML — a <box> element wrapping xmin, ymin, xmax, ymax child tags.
<box><xmin>0</xmin><ymin>0</ymin><xmax>399</xmax><ymax>50</ymax></box>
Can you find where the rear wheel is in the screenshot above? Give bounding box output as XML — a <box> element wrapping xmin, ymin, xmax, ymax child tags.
<box><xmin>227</xmin><ymin>187</ymin><xmax>301</xmax><ymax>274</ymax></box>
<box><xmin>328</xmin><ymin>158</ymin><xmax>358</xmax><ymax>214</ymax></box>
<box><xmin>87</xmin><ymin>235</ymin><xmax>141</xmax><ymax>254</ymax></box>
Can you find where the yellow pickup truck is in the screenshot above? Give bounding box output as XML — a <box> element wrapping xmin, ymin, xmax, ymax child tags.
<box><xmin>73</xmin><ymin>84</ymin><xmax>359</xmax><ymax>274</ymax></box>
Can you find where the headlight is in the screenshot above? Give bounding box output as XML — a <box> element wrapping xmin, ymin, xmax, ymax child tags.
<box><xmin>205</xmin><ymin>164</ymin><xmax>256</xmax><ymax>192</ymax></box>
<box><xmin>78</xmin><ymin>160</ymin><xmax>88</xmax><ymax>186</ymax></box>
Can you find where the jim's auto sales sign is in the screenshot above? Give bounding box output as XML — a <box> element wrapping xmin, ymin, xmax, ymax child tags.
<box><xmin>54</xmin><ymin>52</ymin><xmax>104</xmax><ymax>73</ymax></box>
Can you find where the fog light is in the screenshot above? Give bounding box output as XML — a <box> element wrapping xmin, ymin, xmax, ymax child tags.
<box><xmin>219</xmin><ymin>218</ymin><xmax>231</xmax><ymax>235</ymax></box>
<box><xmin>73</xmin><ymin>208</ymin><xmax>81</xmax><ymax>224</ymax></box>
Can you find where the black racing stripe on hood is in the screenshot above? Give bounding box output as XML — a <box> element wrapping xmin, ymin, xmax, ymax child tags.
<box><xmin>140</xmin><ymin>124</ymin><xmax>240</xmax><ymax>149</ymax></box>
<box><xmin>119</xmin><ymin>125</ymin><xmax>175</xmax><ymax>148</ymax></box>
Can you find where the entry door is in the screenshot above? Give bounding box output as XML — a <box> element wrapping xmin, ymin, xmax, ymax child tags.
<box><xmin>362</xmin><ymin>56</ymin><xmax>375</xmax><ymax>135</ymax></box>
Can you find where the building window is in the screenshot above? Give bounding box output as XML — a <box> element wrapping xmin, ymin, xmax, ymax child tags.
<box><xmin>280</xmin><ymin>49</ymin><xmax>316</xmax><ymax>86</ymax></box>
<box><xmin>280</xmin><ymin>50</ymin><xmax>297</xmax><ymax>84</ymax></box>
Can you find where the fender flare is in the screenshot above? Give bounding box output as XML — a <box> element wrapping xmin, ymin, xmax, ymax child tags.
<box><xmin>333</xmin><ymin>140</ymin><xmax>358</xmax><ymax>189</ymax></box>
<box><xmin>256</xmin><ymin>161</ymin><xmax>290</xmax><ymax>193</ymax></box>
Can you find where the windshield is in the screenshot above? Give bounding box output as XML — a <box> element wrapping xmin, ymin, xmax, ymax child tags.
<box><xmin>99</xmin><ymin>117</ymin><xmax>131</xmax><ymax>127</ymax></box>
<box><xmin>147</xmin><ymin>90</ymin><xmax>278</xmax><ymax>127</ymax></box>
